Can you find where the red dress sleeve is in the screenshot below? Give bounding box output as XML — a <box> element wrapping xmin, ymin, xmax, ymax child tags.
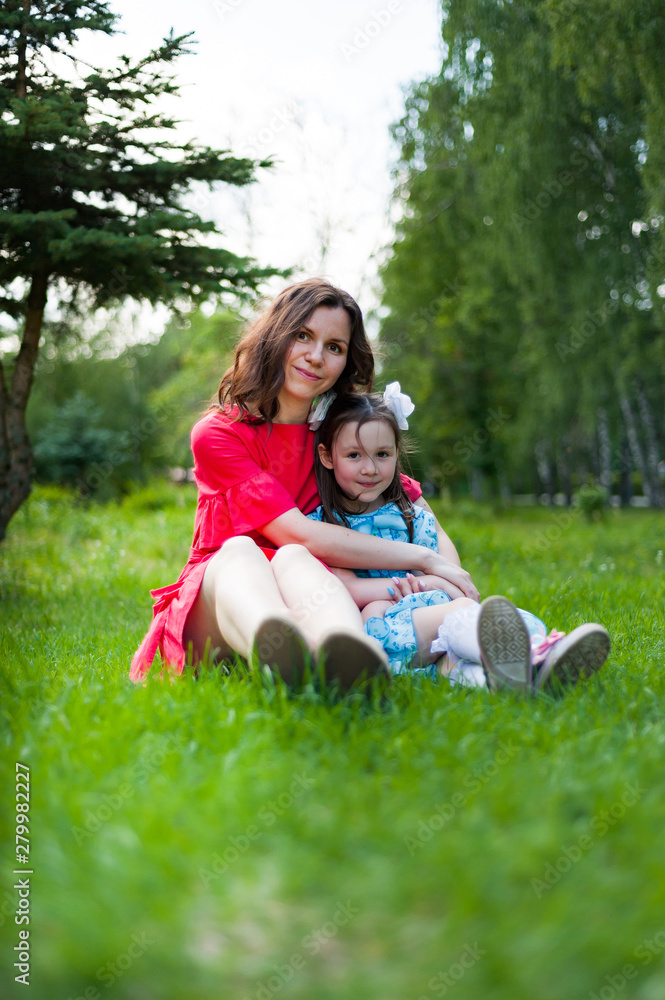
<box><xmin>400</xmin><ymin>473</ymin><xmax>422</xmax><ymax>503</ymax></box>
<box><xmin>191</xmin><ymin>414</ymin><xmax>298</xmax><ymax>543</ymax></box>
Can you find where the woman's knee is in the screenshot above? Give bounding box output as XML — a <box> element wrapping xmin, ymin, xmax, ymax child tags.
<box><xmin>221</xmin><ymin>535</ymin><xmax>260</xmax><ymax>557</ymax></box>
<box><xmin>271</xmin><ymin>542</ymin><xmax>314</xmax><ymax>570</ymax></box>
<box><xmin>211</xmin><ymin>535</ymin><xmax>261</xmax><ymax>570</ymax></box>
<box><xmin>203</xmin><ymin>537</ymin><xmax>263</xmax><ymax>592</ymax></box>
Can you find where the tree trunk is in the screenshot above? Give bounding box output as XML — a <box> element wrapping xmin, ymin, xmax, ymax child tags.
<box><xmin>535</xmin><ymin>440</ymin><xmax>554</xmax><ymax>504</ymax></box>
<box><xmin>470</xmin><ymin>468</ymin><xmax>483</xmax><ymax>502</ymax></box>
<box><xmin>619</xmin><ymin>391</ymin><xmax>652</xmax><ymax>505</ymax></box>
<box><xmin>0</xmin><ymin>267</ymin><xmax>49</xmax><ymax>540</ymax></box>
<box><xmin>497</xmin><ymin>467</ymin><xmax>512</xmax><ymax>506</ymax></box>
<box><xmin>597</xmin><ymin>407</ymin><xmax>612</xmax><ymax>497</ymax></box>
<box><xmin>634</xmin><ymin>376</ymin><xmax>663</xmax><ymax>507</ymax></box>
<box><xmin>556</xmin><ymin>435</ymin><xmax>573</xmax><ymax>505</ymax></box>
<box><xmin>618</xmin><ymin>436</ymin><xmax>633</xmax><ymax>506</ymax></box>
<box><xmin>17</xmin><ymin>1</ymin><xmax>30</xmax><ymax>100</ymax></box>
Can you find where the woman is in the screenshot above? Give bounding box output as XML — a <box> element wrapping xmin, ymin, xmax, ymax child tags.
<box><xmin>131</xmin><ymin>279</ymin><xmax>479</xmax><ymax>687</ymax></box>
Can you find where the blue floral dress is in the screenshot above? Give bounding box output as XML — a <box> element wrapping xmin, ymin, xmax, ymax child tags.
<box><xmin>306</xmin><ymin>502</ymin><xmax>452</xmax><ymax>673</ymax></box>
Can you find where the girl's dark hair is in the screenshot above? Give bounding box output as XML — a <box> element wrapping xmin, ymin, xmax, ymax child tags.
<box><xmin>215</xmin><ymin>278</ymin><xmax>374</xmax><ymax>422</ymax></box>
<box><xmin>314</xmin><ymin>392</ymin><xmax>415</xmax><ymax>541</ymax></box>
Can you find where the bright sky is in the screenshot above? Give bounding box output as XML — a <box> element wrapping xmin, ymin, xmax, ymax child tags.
<box><xmin>90</xmin><ymin>0</ymin><xmax>443</xmax><ymax>335</ymax></box>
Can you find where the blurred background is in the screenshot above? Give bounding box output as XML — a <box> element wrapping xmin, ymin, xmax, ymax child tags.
<box><xmin>3</xmin><ymin>8</ymin><xmax>665</xmax><ymax>1000</ymax></box>
<box><xmin>3</xmin><ymin>0</ymin><xmax>664</xmax><ymax>514</ymax></box>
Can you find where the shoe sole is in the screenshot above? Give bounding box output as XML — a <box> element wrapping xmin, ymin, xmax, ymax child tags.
<box><xmin>477</xmin><ymin>596</ymin><xmax>532</xmax><ymax>692</ymax></box>
<box><xmin>318</xmin><ymin>632</ymin><xmax>390</xmax><ymax>690</ymax></box>
<box><xmin>253</xmin><ymin>617</ymin><xmax>310</xmax><ymax>684</ymax></box>
<box><xmin>535</xmin><ymin>624</ymin><xmax>610</xmax><ymax>691</ymax></box>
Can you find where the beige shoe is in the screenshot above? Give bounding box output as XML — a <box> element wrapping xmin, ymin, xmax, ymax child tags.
<box><xmin>318</xmin><ymin>631</ymin><xmax>390</xmax><ymax>690</ymax></box>
<box><xmin>253</xmin><ymin>617</ymin><xmax>310</xmax><ymax>684</ymax></box>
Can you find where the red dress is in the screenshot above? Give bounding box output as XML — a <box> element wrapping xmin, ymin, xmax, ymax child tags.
<box><xmin>130</xmin><ymin>408</ymin><xmax>422</xmax><ymax>681</ymax></box>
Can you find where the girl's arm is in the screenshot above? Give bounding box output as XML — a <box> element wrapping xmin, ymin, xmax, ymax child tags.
<box><xmin>260</xmin><ymin>507</ymin><xmax>480</xmax><ymax>601</ymax></box>
<box><xmin>413</xmin><ymin>497</ymin><xmax>461</xmax><ymax>565</ymax></box>
<box><xmin>192</xmin><ymin>415</ymin><xmax>477</xmax><ymax>599</ymax></box>
<box><xmin>328</xmin><ymin>568</ymin><xmax>402</xmax><ymax>609</ymax></box>
<box><xmin>330</xmin><ymin>568</ymin><xmax>466</xmax><ymax>610</ymax></box>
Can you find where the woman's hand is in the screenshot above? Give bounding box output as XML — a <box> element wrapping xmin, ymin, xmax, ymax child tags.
<box><xmin>419</xmin><ymin>553</ymin><xmax>480</xmax><ymax>602</ymax></box>
<box><xmin>413</xmin><ymin>574</ymin><xmax>466</xmax><ymax>601</ymax></box>
<box><xmin>387</xmin><ymin>573</ymin><xmax>468</xmax><ymax>603</ymax></box>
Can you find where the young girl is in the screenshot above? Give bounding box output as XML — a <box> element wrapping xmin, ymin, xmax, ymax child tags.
<box><xmin>307</xmin><ymin>388</ymin><xmax>611</xmax><ymax>692</ymax></box>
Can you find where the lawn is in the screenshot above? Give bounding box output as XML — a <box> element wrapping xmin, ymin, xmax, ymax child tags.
<box><xmin>1</xmin><ymin>484</ymin><xmax>664</xmax><ymax>1000</ymax></box>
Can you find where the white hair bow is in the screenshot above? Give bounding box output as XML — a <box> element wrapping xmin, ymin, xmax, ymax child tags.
<box><xmin>307</xmin><ymin>391</ymin><xmax>336</xmax><ymax>431</ymax></box>
<box><xmin>383</xmin><ymin>381</ymin><xmax>415</xmax><ymax>429</ymax></box>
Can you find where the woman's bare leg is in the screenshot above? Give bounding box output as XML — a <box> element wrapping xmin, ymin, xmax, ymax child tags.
<box><xmin>184</xmin><ymin>538</ymin><xmax>387</xmax><ymax>683</ymax></box>
<box><xmin>270</xmin><ymin>544</ymin><xmax>389</xmax><ymax>683</ymax></box>
<box><xmin>270</xmin><ymin>544</ymin><xmax>364</xmax><ymax>644</ymax></box>
<box><xmin>183</xmin><ymin>536</ymin><xmax>301</xmax><ymax>664</ymax></box>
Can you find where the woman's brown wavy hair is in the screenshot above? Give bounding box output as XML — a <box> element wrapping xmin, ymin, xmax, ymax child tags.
<box><xmin>215</xmin><ymin>278</ymin><xmax>374</xmax><ymax>422</ymax></box>
<box><xmin>314</xmin><ymin>392</ymin><xmax>415</xmax><ymax>541</ymax></box>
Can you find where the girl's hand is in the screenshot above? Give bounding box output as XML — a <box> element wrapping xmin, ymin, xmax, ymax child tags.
<box><xmin>386</xmin><ymin>573</ymin><xmax>423</xmax><ymax>602</ymax></box>
<box><xmin>420</xmin><ymin>554</ymin><xmax>480</xmax><ymax>602</ymax></box>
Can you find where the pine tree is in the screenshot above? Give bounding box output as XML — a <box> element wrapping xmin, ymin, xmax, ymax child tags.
<box><xmin>0</xmin><ymin>1</ymin><xmax>277</xmax><ymax>538</ymax></box>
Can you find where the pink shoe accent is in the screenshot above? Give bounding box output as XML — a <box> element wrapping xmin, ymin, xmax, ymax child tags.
<box><xmin>531</xmin><ymin>630</ymin><xmax>566</xmax><ymax>667</ymax></box>
<box><xmin>533</xmin><ymin>624</ymin><xmax>610</xmax><ymax>691</ymax></box>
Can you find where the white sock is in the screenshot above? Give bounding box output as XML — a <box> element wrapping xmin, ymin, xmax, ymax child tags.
<box><xmin>430</xmin><ymin>603</ymin><xmax>482</xmax><ymax>662</ymax></box>
<box><xmin>448</xmin><ymin>659</ymin><xmax>487</xmax><ymax>689</ymax></box>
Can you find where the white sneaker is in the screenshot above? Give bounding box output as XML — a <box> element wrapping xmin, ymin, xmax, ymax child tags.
<box><xmin>533</xmin><ymin>624</ymin><xmax>610</xmax><ymax>691</ymax></box>
<box><xmin>477</xmin><ymin>596</ymin><xmax>532</xmax><ymax>693</ymax></box>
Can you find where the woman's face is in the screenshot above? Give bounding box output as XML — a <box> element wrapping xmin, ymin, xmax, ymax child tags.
<box><xmin>279</xmin><ymin>306</ymin><xmax>351</xmax><ymax>417</ymax></box>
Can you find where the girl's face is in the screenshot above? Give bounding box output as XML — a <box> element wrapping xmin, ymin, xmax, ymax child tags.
<box><xmin>278</xmin><ymin>306</ymin><xmax>351</xmax><ymax>420</ymax></box>
<box><xmin>319</xmin><ymin>419</ymin><xmax>398</xmax><ymax>512</ymax></box>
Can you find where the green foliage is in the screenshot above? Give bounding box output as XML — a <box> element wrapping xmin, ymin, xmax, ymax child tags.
<box><xmin>119</xmin><ymin>479</ymin><xmax>196</xmax><ymax>514</ymax></box>
<box><xmin>27</xmin><ymin>339</ymin><xmax>169</xmax><ymax>496</ymax></box>
<box><xmin>545</xmin><ymin>0</ymin><xmax>665</xmax><ymax>212</ymax></box>
<box><xmin>32</xmin><ymin>389</ymin><xmax>127</xmax><ymax>491</ymax></box>
<box><xmin>146</xmin><ymin>309</ymin><xmax>242</xmax><ymax>467</ymax></box>
<box><xmin>574</xmin><ymin>482</ymin><xmax>610</xmax><ymax>522</ymax></box>
<box><xmin>25</xmin><ymin>306</ymin><xmax>241</xmax><ymax>494</ymax></box>
<box><xmin>380</xmin><ymin>0</ymin><xmax>665</xmax><ymax>503</ymax></box>
<box><xmin>1</xmin><ymin>487</ymin><xmax>664</xmax><ymax>998</ymax></box>
<box><xmin>0</xmin><ymin>3</ymin><xmax>277</xmax><ymax>316</ymax></box>
<box><xmin>0</xmin><ymin>1</ymin><xmax>280</xmax><ymax>537</ymax></box>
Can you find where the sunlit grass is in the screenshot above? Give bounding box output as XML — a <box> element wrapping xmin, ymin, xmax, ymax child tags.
<box><xmin>1</xmin><ymin>484</ymin><xmax>664</xmax><ymax>1000</ymax></box>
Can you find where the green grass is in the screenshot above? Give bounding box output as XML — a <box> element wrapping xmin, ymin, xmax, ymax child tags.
<box><xmin>1</xmin><ymin>484</ymin><xmax>664</xmax><ymax>1000</ymax></box>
